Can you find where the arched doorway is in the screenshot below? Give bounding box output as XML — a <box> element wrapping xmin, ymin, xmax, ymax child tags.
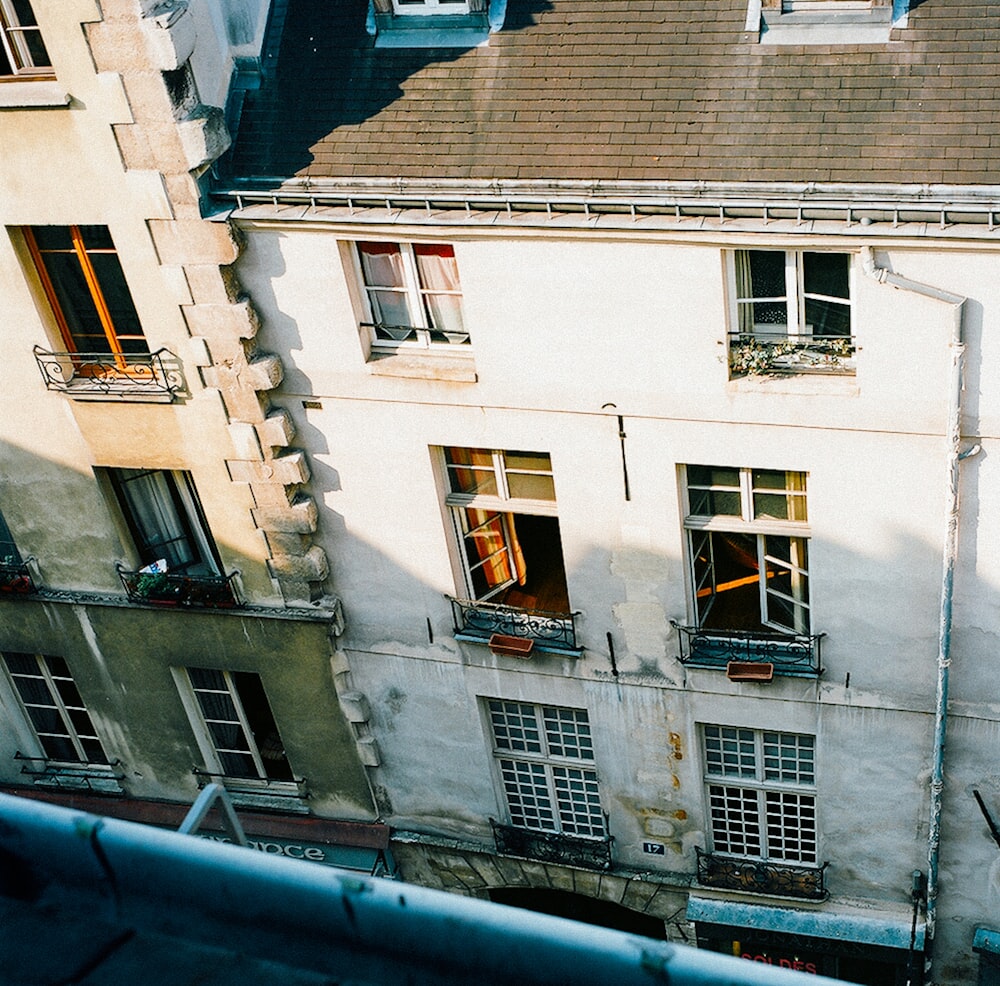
<box><xmin>488</xmin><ymin>887</ymin><xmax>666</xmax><ymax>939</ymax></box>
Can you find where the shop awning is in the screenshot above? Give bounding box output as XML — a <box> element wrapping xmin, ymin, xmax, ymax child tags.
<box><xmin>687</xmin><ymin>895</ymin><xmax>925</xmax><ymax>951</ymax></box>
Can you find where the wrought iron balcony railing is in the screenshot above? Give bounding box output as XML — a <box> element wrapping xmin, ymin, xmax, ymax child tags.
<box><xmin>448</xmin><ymin>596</ymin><xmax>579</xmax><ymax>651</ymax></box>
<box><xmin>696</xmin><ymin>847</ymin><xmax>829</xmax><ymax>901</ymax></box>
<box><xmin>672</xmin><ymin>622</ymin><xmax>823</xmax><ymax>677</ymax></box>
<box><xmin>192</xmin><ymin>768</ymin><xmax>310</xmax><ymax>810</ymax></box>
<box><xmin>34</xmin><ymin>346</ymin><xmax>182</xmax><ymax>401</ymax></box>
<box><xmin>14</xmin><ymin>752</ymin><xmax>125</xmax><ymax>794</ymax></box>
<box><xmin>0</xmin><ymin>559</ymin><xmax>37</xmax><ymax>596</ymax></box>
<box><xmin>491</xmin><ymin>819</ymin><xmax>613</xmax><ymax>871</ymax></box>
<box><xmin>117</xmin><ymin>565</ymin><xmax>243</xmax><ymax>609</ymax></box>
<box><xmin>728</xmin><ymin>332</ymin><xmax>856</xmax><ymax>377</ymax></box>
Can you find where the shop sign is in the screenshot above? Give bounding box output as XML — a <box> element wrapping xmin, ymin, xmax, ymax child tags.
<box><xmin>738</xmin><ymin>946</ymin><xmax>819</xmax><ymax>975</ymax></box>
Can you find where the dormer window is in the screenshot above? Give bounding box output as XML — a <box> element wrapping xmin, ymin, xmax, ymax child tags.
<box><xmin>745</xmin><ymin>0</ymin><xmax>907</xmax><ymax>44</ymax></box>
<box><xmin>370</xmin><ymin>0</ymin><xmax>497</xmax><ymax>48</ymax></box>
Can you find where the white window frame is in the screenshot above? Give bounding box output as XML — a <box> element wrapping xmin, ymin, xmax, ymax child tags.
<box><xmin>486</xmin><ymin>698</ymin><xmax>607</xmax><ymax>839</ymax></box>
<box><xmin>0</xmin><ymin>0</ymin><xmax>51</xmax><ymax>77</ymax></box>
<box><xmin>683</xmin><ymin>465</ymin><xmax>810</xmax><ymax>635</ymax></box>
<box><xmin>354</xmin><ymin>241</ymin><xmax>468</xmax><ymax>351</ymax></box>
<box><xmin>702</xmin><ymin>724</ymin><xmax>817</xmax><ymax>865</ymax></box>
<box><xmin>173</xmin><ymin>667</ymin><xmax>297</xmax><ymax>793</ymax></box>
<box><xmin>731</xmin><ymin>249</ymin><xmax>853</xmax><ymax>340</ymax></box>
<box><xmin>441</xmin><ymin>447</ymin><xmax>559</xmax><ymax>601</ymax></box>
<box><xmin>392</xmin><ymin>0</ymin><xmax>471</xmax><ymax>14</ymax></box>
<box><xmin>0</xmin><ymin>652</ymin><xmax>109</xmax><ymax>766</ymax></box>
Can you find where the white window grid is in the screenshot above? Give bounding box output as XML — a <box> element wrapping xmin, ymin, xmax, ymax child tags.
<box><xmin>703</xmin><ymin>725</ymin><xmax>817</xmax><ymax>864</ymax></box>
<box><xmin>732</xmin><ymin>249</ymin><xmax>852</xmax><ymax>339</ymax></box>
<box><xmin>0</xmin><ymin>0</ymin><xmax>50</xmax><ymax>75</ymax></box>
<box><xmin>683</xmin><ymin>465</ymin><xmax>811</xmax><ymax>635</ymax></box>
<box><xmin>488</xmin><ymin>699</ymin><xmax>605</xmax><ymax>839</ymax></box>
<box><xmin>443</xmin><ymin>448</ymin><xmax>557</xmax><ymax>511</ymax></box>
<box><xmin>2</xmin><ymin>652</ymin><xmax>108</xmax><ymax>765</ymax></box>
<box><xmin>355</xmin><ymin>241</ymin><xmax>466</xmax><ymax>350</ymax></box>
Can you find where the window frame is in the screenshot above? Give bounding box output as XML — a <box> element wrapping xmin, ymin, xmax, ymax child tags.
<box><xmin>174</xmin><ymin>667</ymin><xmax>296</xmax><ymax>791</ymax></box>
<box><xmin>23</xmin><ymin>225</ymin><xmax>148</xmax><ymax>361</ymax></box>
<box><xmin>0</xmin><ymin>0</ymin><xmax>52</xmax><ymax>79</ymax></box>
<box><xmin>701</xmin><ymin>724</ymin><xmax>818</xmax><ymax>865</ymax></box>
<box><xmin>1</xmin><ymin>652</ymin><xmax>110</xmax><ymax>767</ymax></box>
<box><xmin>105</xmin><ymin>467</ymin><xmax>222</xmax><ymax>576</ymax></box>
<box><xmin>731</xmin><ymin>249</ymin><xmax>853</xmax><ymax>340</ymax></box>
<box><xmin>683</xmin><ymin>465</ymin><xmax>811</xmax><ymax>635</ymax></box>
<box><xmin>486</xmin><ymin>698</ymin><xmax>607</xmax><ymax>840</ymax></box>
<box><xmin>392</xmin><ymin>0</ymin><xmax>471</xmax><ymax>14</ymax></box>
<box><xmin>354</xmin><ymin>240</ymin><xmax>469</xmax><ymax>352</ymax></box>
<box><xmin>441</xmin><ymin>447</ymin><xmax>560</xmax><ymax>602</ymax></box>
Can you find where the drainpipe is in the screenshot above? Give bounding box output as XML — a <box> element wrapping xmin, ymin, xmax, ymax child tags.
<box><xmin>860</xmin><ymin>247</ymin><xmax>969</xmax><ymax>985</ymax></box>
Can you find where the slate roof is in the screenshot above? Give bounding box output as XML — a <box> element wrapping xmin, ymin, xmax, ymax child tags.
<box><xmin>227</xmin><ymin>0</ymin><xmax>1000</xmax><ymax>187</ymax></box>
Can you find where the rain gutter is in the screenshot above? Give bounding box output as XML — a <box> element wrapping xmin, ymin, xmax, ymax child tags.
<box><xmin>860</xmin><ymin>246</ymin><xmax>971</xmax><ymax>986</ymax></box>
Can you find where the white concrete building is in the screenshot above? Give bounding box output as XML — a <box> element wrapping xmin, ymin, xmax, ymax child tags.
<box><xmin>2</xmin><ymin>1</ymin><xmax>1000</xmax><ymax>984</ymax></box>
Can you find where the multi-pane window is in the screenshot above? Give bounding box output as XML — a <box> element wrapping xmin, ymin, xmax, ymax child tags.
<box><xmin>0</xmin><ymin>506</ymin><xmax>21</xmax><ymax>567</ymax></box>
<box><xmin>2</xmin><ymin>652</ymin><xmax>108</xmax><ymax>765</ymax></box>
<box><xmin>107</xmin><ymin>468</ymin><xmax>220</xmax><ymax>575</ymax></box>
<box><xmin>488</xmin><ymin>699</ymin><xmax>605</xmax><ymax>838</ymax></box>
<box><xmin>733</xmin><ymin>250</ymin><xmax>851</xmax><ymax>340</ymax></box>
<box><xmin>23</xmin><ymin>225</ymin><xmax>147</xmax><ymax>357</ymax></box>
<box><xmin>684</xmin><ymin>465</ymin><xmax>810</xmax><ymax>635</ymax></box>
<box><xmin>443</xmin><ymin>448</ymin><xmax>568</xmax><ymax>612</ymax></box>
<box><xmin>182</xmin><ymin>668</ymin><xmax>293</xmax><ymax>783</ymax></box>
<box><xmin>357</xmin><ymin>241</ymin><xmax>468</xmax><ymax>349</ymax></box>
<box><xmin>0</xmin><ymin>1</ymin><xmax>52</xmax><ymax>77</ymax></box>
<box><xmin>703</xmin><ymin>724</ymin><xmax>817</xmax><ymax>864</ymax></box>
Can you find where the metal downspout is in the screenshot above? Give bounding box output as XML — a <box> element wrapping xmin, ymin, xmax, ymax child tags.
<box><xmin>860</xmin><ymin>247</ymin><xmax>968</xmax><ymax>985</ymax></box>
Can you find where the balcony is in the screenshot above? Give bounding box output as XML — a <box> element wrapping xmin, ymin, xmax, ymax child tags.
<box><xmin>491</xmin><ymin>819</ymin><xmax>613</xmax><ymax>871</ymax></box>
<box><xmin>34</xmin><ymin>346</ymin><xmax>182</xmax><ymax>401</ymax></box>
<box><xmin>696</xmin><ymin>847</ymin><xmax>829</xmax><ymax>901</ymax></box>
<box><xmin>672</xmin><ymin>622</ymin><xmax>823</xmax><ymax>677</ymax></box>
<box><xmin>117</xmin><ymin>566</ymin><xmax>243</xmax><ymax>609</ymax></box>
<box><xmin>448</xmin><ymin>596</ymin><xmax>579</xmax><ymax>653</ymax></box>
<box><xmin>728</xmin><ymin>332</ymin><xmax>856</xmax><ymax>377</ymax></box>
<box><xmin>0</xmin><ymin>559</ymin><xmax>37</xmax><ymax>596</ymax></box>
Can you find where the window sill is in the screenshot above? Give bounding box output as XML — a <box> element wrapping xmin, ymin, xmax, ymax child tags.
<box><xmin>0</xmin><ymin>80</ymin><xmax>69</xmax><ymax>108</ymax></box>
<box><xmin>372</xmin><ymin>11</ymin><xmax>490</xmax><ymax>48</ymax></box>
<box><xmin>367</xmin><ymin>351</ymin><xmax>478</xmax><ymax>383</ymax></box>
<box><xmin>726</xmin><ymin>374</ymin><xmax>859</xmax><ymax>397</ymax></box>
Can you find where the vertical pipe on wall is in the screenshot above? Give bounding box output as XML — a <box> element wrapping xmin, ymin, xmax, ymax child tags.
<box><xmin>860</xmin><ymin>247</ymin><xmax>967</xmax><ymax>986</ymax></box>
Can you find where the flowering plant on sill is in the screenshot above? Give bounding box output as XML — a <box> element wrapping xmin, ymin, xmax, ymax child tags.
<box><xmin>728</xmin><ymin>336</ymin><xmax>854</xmax><ymax>377</ymax></box>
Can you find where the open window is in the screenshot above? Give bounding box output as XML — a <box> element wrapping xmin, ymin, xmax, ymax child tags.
<box><xmin>0</xmin><ymin>0</ymin><xmax>52</xmax><ymax>78</ymax></box>
<box><xmin>729</xmin><ymin>250</ymin><xmax>855</xmax><ymax>377</ymax></box>
<box><xmin>107</xmin><ymin>468</ymin><xmax>221</xmax><ymax>576</ymax></box>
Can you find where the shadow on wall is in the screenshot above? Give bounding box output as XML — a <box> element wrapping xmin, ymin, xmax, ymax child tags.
<box><xmin>223</xmin><ymin>0</ymin><xmax>555</xmax><ymax>178</ymax></box>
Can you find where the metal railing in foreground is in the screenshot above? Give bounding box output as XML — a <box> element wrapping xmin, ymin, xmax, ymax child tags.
<box><xmin>0</xmin><ymin>792</ymin><xmax>850</xmax><ymax>986</ymax></box>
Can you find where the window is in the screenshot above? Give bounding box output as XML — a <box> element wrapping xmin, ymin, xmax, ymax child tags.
<box><xmin>0</xmin><ymin>506</ymin><xmax>21</xmax><ymax>567</ymax></box>
<box><xmin>444</xmin><ymin>447</ymin><xmax>569</xmax><ymax>613</ymax></box>
<box><xmin>487</xmin><ymin>699</ymin><xmax>605</xmax><ymax>838</ymax></box>
<box><xmin>2</xmin><ymin>652</ymin><xmax>108</xmax><ymax>765</ymax></box>
<box><xmin>730</xmin><ymin>251</ymin><xmax>854</xmax><ymax>376</ymax></box>
<box><xmin>107</xmin><ymin>468</ymin><xmax>220</xmax><ymax>575</ymax></box>
<box><xmin>180</xmin><ymin>668</ymin><xmax>293</xmax><ymax>784</ymax></box>
<box><xmin>24</xmin><ymin>226</ymin><xmax>147</xmax><ymax>357</ymax></box>
<box><xmin>393</xmin><ymin>0</ymin><xmax>470</xmax><ymax>11</ymax></box>
<box><xmin>0</xmin><ymin>0</ymin><xmax>52</xmax><ymax>77</ymax></box>
<box><xmin>702</xmin><ymin>724</ymin><xmax>816</xmax><ymax>865</ymax></box>
<box><xmin>684</xmin><ymin>465</ymin><xmax>809</xmax><ymax>635</ymax></box>
<box><xmin>357</xmin><ymin>241</ymin><xmax>468</xmax><ymax>350</ymax></box>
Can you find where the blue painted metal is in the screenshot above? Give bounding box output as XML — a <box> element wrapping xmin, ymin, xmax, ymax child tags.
<box><xmin>686</xmin><ymin>896</ymin><xmax>925</xmax><ymax>951</ymax></box>
<box><xmin>974</xmin><ymin>928</ymin><xmax>1000</xmax><ymax>955</ymax></box>
<box><xmin>0</xmin><ymin>792</ymin><xmax>851</xmax><ymax>986</ymax></box>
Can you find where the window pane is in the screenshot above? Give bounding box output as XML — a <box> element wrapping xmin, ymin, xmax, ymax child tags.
<box><xmin>752</xmin><ymin>470</ymin><xmax>808</xmax><ymax>522</ymax></box>
<box><xmin>88</xmin><ymin>254</ymin><xmax>145</xmax><ymax>344</ymax></box>
<box><xmin>232</xmin><ymin>671</ymin><xmax>292</xmax><ymax>782</ymax></box>
<box><xmin>552</xmin><ymin>765</ymin><xmax>605</xmax><ymax>836</ymax></box>
<box><xmin>3</xmin><ymin>651</ymin><xmax>37</xmax><ymax>675</ymax></box>
<box><xmin>41</xmin><ymin>252</ymin><xmax>110</xmax><ymax>353</ymax></box>
<box><xmin>804</xmin><ymin>297</ymin><xmax>851</xmax><ymax>338</ymax></box>
<box><xmin>445</xmin><ymin>448</ymin><xmax>497</xmax><ymax>496</ymax></box>
<box><xmin>542</xmin><ymin>706</ymin><xmax>593</xmax><ymax>760</ymax></box>
<box><xmin>764</xmin><ymin>791</ymin><xmax>816</xmax><ymax>863</ymax></box>
<box><xmin>709</xmin><ymin>784</ymin><xmax>761</xmax><ymax>856</ymax></box>
<box><xmin>505</xmin><ymin>451</ymin><xmax>555</xmax><ymax>501</ymax></box>
<box><xmin>499</xmin><ymin>758</ymin><xmax>555</xmax><ymax>830</ymax></box>
<box><xmin>762</xmin><ymin>732</ymin><xmax>814</xmax><ymax>784</ymax></box>
<box><xmin>489</xmin><ymin>699</ymin><xmax>543</xmax><ymax>754</ymax></box>
<box><xmin>704</xmin><ymin>725</ymin><xmax>757</xmax><ymax>778</ymax></box>
<box><xmin>803</xmin><ymin>253</ymin><xmax>849</xmax><ymax>301</ymax></box>
<box><xmin>687</xmin><ymin>466</ymin><xmax>742</xmax><ymax>517</ymax></box>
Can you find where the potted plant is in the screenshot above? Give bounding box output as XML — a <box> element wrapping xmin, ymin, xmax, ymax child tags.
<box><xmin>133</xmin><ymin>571</ymin><xmax>183</xmax><ymax>605</ymax></box>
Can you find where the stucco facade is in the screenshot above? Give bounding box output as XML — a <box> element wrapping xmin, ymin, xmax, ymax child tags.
<box><xmin>1</xmin><ymin>1</ymin><xmax>1000</xmax><ymax>984</ymax></box>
